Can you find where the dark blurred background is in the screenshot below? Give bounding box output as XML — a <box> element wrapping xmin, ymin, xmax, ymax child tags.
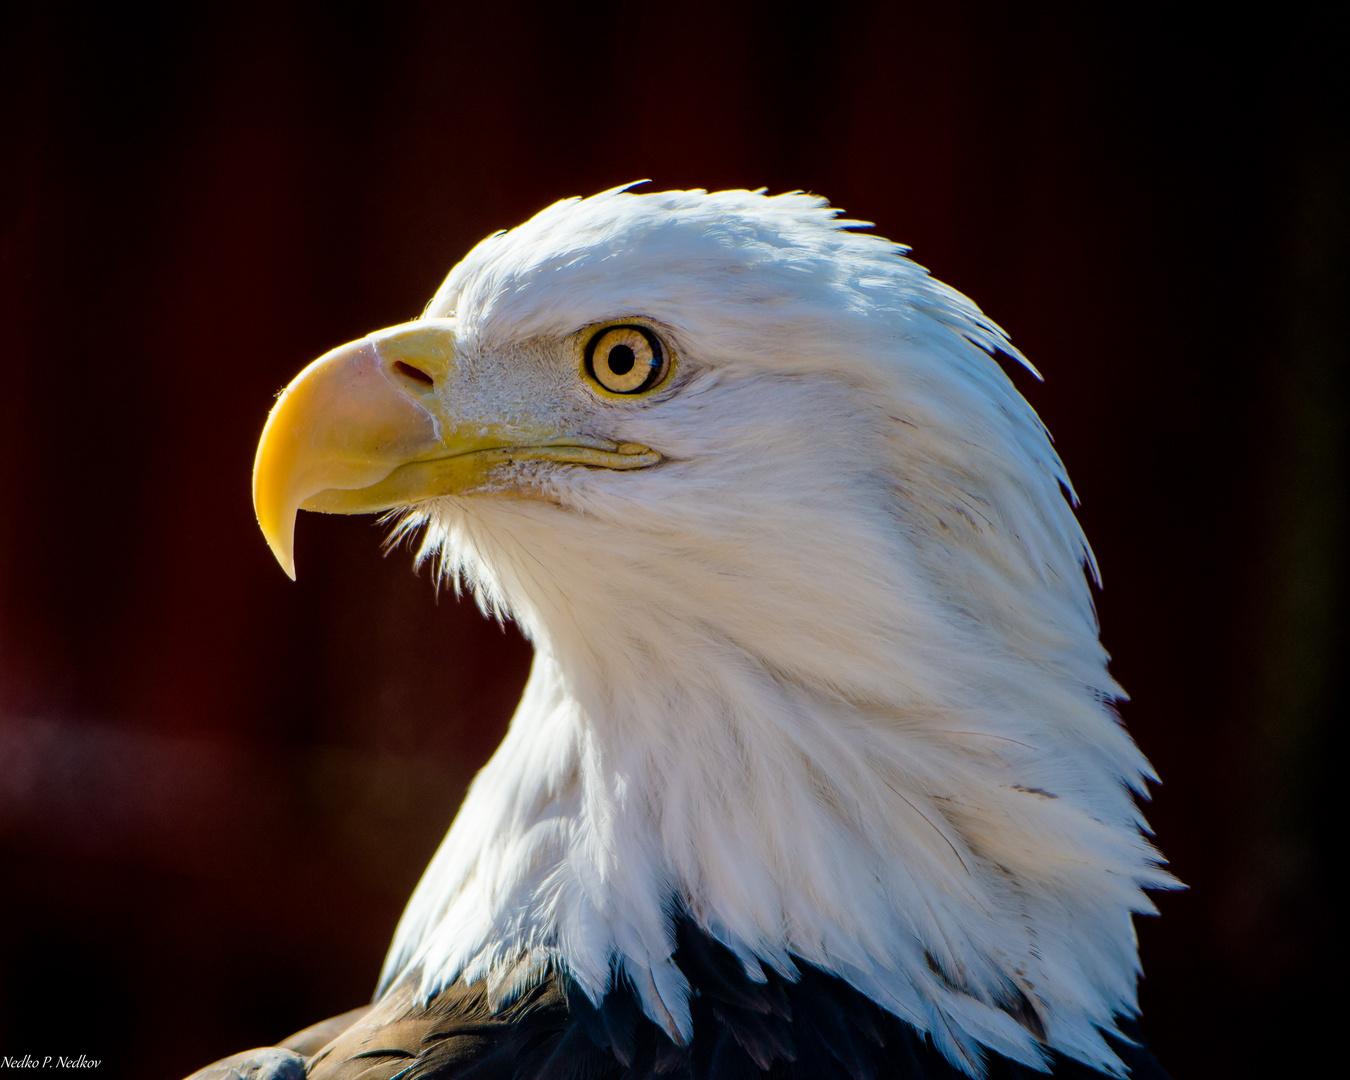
<box><xmin>1</xmin><ymin>3</ymin><xmax>1342</xmax><ymax>1077</ymax></box>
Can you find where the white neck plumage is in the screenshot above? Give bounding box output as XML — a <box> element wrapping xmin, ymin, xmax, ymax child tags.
<box><xmin>373</xmin><ymin>423</ymin><xmax>1170</xmax><ymax>1079</ymax></box>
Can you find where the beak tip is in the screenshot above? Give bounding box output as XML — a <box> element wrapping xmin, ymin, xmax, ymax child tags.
<box><xmin>269</xmin><ymin>534</ymin><xmax>298</xmax><ymax>581</ymax></box>
<box><xmin>256</xmin><ymin>509</ymin><xmax>299</xmax><ymax>581</ymax></box>
<box><xmin>269</xmin><ymin>541</ymin><xmax>298</xmax><ymax>581</ymax></box>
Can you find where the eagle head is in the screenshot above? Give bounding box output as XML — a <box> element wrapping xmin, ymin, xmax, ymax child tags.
<box><xmin>252</xmin><ymin>187</ymin><xmax>1170</xmax><ymax>1077</ymax></box>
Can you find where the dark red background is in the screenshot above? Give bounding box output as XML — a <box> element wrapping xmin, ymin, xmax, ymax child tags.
<box><xmin>1</xmin><ymin>4</ymin><xmax>1342</xmax><ymax>1078</ymax></box>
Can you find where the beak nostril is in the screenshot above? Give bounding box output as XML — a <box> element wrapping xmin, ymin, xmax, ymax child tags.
<box><xmin>393</xmin><ymin>360</ymin><xmax>435</xmax><ymax>388</ymax></box>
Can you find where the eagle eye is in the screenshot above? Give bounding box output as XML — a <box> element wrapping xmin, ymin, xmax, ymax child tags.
<box><xmin>585</xmin><ymin>325</ymin><xmax>667</xmax><ymax>395</ymax></box>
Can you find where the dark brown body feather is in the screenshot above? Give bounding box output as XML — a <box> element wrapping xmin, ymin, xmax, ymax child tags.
<box><xmin>189</xmin><ymin>920</ymin><xmax>1168</xmax><ymax>1080</ymax></box>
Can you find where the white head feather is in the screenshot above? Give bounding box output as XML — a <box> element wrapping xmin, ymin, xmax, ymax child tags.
<box><xmin>374</xmin><ymin>187</ymin><xmax>1172</xmax><ymax>1077</ymax></box>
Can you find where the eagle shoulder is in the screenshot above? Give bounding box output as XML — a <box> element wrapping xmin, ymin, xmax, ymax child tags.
<box><xmin>296</xmin><ymin>919</ymin><xmax>1169</xmax><ymax>1080</ymax></box>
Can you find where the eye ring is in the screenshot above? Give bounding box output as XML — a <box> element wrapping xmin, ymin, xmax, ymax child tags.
<box><xmin>584</xmin><ymin>325</ymin><xmax>668</xmax><ymax>395</ymax></box>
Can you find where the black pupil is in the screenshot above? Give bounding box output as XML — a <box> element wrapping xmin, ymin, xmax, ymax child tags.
<box><xmin>607</xmin><ymin>343</ymin><xmax>636</xmax><ymax>376</ymax></box>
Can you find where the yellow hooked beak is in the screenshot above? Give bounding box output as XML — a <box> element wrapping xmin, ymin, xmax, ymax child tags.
<box><xmin>252</xmin><ymin>319</ymin><xmax>661</xmax><ymax>579</ymax></box>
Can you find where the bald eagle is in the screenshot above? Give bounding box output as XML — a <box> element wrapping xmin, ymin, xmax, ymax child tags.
<box><xmin>195</xmin><ymin>188</ymin><xmax>1172</xmax><ymax>1079</ymax></box>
